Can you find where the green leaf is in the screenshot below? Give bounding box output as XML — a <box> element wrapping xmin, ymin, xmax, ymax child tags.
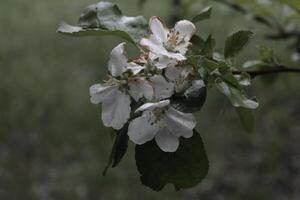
<box><xmin>171</xmin><ymin>84</ymin><xmax>207</xmax><ymax>113</ymax></box>
<box><xmin>234</xmin><ymin>72</ymin><xmax>251</xmax><ymax>86</ymax></box>
<box><xmin>201</xmin><ymin>35</ymin><xmax>216</xmax><ymax>58</ymax></box>
<box><xmin>103</xmin><ymin>123</ymin><xmax>129</xmax><ymax>175</ymax></box>
<box><xmin>57</xmin><ymin>1</ymin><xmax>149</xmax><ymax>44</ymax></box>
<box><xmin>258</xmin><ymin>45</ymin><xmax>277</xmax><ymax>64</ymax></box>
<box><xmin>190</xmin><ymin>35</ymin><xmax>205</xmax><ymax>54</ymax></box>
<box><xmin>224</xmin><ymin>30</ymin><xmax>254</xmax><ymax>59</ymax></box>
<box><xmin>242</xmin><ymin>60</ymin><xmax>264</xmax><ymax>69</ymax></box>
<box><xmin>192</xmin><ymin>7</ymin><xmax>212</xmax><ymax>23</ymax></box>
<box><xmin>216</xmin><ymin>78</ymin><xmax>259</xmax><ymax>109</ymax></box>
<box><xmin>236</xmin><ymin>107</ymin><xmax>255</xmax><ymax>133</ymax></box>
<box><xmin>135</xmin><ymin>130</ymin><xmax>209</xmax><ymax>191</ymax></box>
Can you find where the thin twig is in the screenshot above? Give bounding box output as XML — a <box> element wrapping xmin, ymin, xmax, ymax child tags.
<box><xmin>232</xmin><ymin>65</ymin><xmax>300</xmax><ymax>78</ymax></box>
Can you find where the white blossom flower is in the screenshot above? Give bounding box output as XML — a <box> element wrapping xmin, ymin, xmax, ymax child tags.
<box><xmin>165</xmin><ymin>65</ymin><xmax>193</xmax><ymax>93</ymax></box>
<box><xmin>90</xmin><ymin>43</ymin><xmax>153</xmax><ymax>129</ymax></box>
<box><xmin>140</xmin><ymin>17</ymin><xmax>196</xmax><ymax>62</ymax></box>
<box><xmin>127</xmin><ymin>100</ymin><xmax>196</xmax><ymax>152</ymax></box>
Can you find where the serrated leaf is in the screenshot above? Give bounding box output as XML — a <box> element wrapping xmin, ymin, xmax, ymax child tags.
<box><xmin>135</xmin><ymin>130</ymin><xmax>208</xmax><ymax>191</ymax></box>
<box><xmin>192</xmin><ymin>7</ymin><xmax>212</xmax><ymax>23</ymax></box>
<box><xmin>171</xmin><ymin>82</ymin><xmax>207</xmax><ymax>113</ymax></box>
<box><xmin>236</xmin><ymin>107</ymin><xmax>255</xmax><ymax>133</ymax></box>
<box><xmin>57</xmin><ymin>1</ymin><xmax>149</xmax><ymax>44</ymax></box>
<box><xmin>216</xmin><ymin>78</ymin><xmax>258</xmax><ymax>109</ymax></box>
<box><xmin>224</xmin><ymin>30</ymin><xmax>254</xmax><ymax>59</ymax></box>
<box><xmin>103</xmin><ymin>123</ymin><xmax>129</xmax><ymax>175</ymax></box>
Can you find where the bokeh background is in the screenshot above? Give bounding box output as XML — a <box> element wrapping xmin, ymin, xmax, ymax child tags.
<box><xmin>1</xmin><ymin>0</ymin><xmax>300</xmax><ymax>199</ymax></box>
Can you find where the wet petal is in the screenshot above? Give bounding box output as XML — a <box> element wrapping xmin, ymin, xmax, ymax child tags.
<box><xmin>128</xmin><ymin>111</ymin><xmax>159</xmax><ymax>144</ymax></box>
<box><xmin>135</xmin><ymin>100</ymin><xmax>170</xmax><ymax>112</ymax></box>
<box><xmin>165</xmin><ymin>107</ymin><xmax>196</xmax><ymax>138</ymax></box>
<box><xmin>128</xmin><ymin>78</ymin><xmax>154</xmax><ymax>101</ymax></box>
<box><xmin>102</xmin><ymin>90</ymin><xmax>131</xmax><ymax>130</ymax></box>
<box><xmin>108</xmin><ymin>43</ymin><xmax>128</xmax><ymax>77</ymax></box>
<box><xmin>155</xmin><ymin>127</ymin><xmax>179</xmax><ymax>152</ymax></box>
<box><xmin>150</xmin><ymin>75</ymin><xmax>174</xmax><ymax>100</ymax></box>
<box><xmin>149</xmin><ymin>16</ymin><xmax>169</xmax><ymax>43</ymax></box>
<box><xmin>89</xmin><ymin>84</ymin><xmax>118</xmax><ymax>104</ymax></box>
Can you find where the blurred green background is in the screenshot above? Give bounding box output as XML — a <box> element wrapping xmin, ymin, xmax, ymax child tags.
<box><xmin>1</xmin><ymin>0</ymin><xmax>300</xmax><ymax>199</ymax></box>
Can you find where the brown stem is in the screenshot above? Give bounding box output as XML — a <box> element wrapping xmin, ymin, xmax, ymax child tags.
<box><xmin>232</xmin><ymin>66</ymin><xmax>300</xmax><ymax>78</ymax></box>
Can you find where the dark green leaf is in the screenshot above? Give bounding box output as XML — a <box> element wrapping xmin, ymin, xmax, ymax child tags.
<box><xmin>171</xmin><ymin>83</ymin><xmax>207</xmax><ymax>113</ymax></box>
<box><xmin>190</xmin><ymin>35</ymin><xmax>205</xmax><ymax>53</ymax></box>
<box><xmin>135</xmin><ymin>130</ymin><xmax>209</xmax><ymax>191</ymax></box>
<box><xmin>57</xmin><ymin>1</ymin><xmax>149</xmax><ymax>44</ymax></box>
<box><xmin>103</xmin><ymin>123</ymin><xmax>129</xmax><ymax>175</ymax></box>
<box><xmin>236</xmin><ymin>107</ymin><xmax>255</xmax><ymax>133</ymax></box>
<box><xmin>201</xmin><ymin>35</ymin><xmax>215</xmax><ymax>58</ymax></box>
<box><xmin>192</xmin><ymin>7</ymin><xmax>212</xmax><ymax>23</ymax></box>
<box><xmin>224</xmin><ymin>30</ymin><xmax>254</xmax><ymax>59</ymax></box>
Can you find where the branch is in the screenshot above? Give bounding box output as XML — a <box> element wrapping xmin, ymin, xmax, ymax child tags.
<box><xmin>213</xmin><ymin>0</ymin><xmax>274</xmax><ymax>28</ymax></box>
<box><xmin>232</xmin><ymin>65</ymin><xmax>300</xmax><ymax>78</ymax></box>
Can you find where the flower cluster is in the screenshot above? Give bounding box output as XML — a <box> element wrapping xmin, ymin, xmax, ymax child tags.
<box><xmin>90</xmin><ymin>17</ymin><xmax>204</xmax><ymax>152</ymax></box>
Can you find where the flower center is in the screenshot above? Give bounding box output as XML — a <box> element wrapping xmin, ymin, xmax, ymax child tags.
<box><xmin>164</xmin><ymin>30</ymin><xmax>179</xmax><ymax>52</ymax></box>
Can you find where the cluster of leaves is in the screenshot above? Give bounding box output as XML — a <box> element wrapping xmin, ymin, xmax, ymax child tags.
<box><xmin>58</xmin><ymin>1</ymin><xmax>259</xmax><ymax>191</ymax></box>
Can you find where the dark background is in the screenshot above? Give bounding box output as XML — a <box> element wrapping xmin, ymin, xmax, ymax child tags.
<box><xmin>1</xmin><ymin>0</ymin><xmax>299</xmax><ymax>199</ymax></box>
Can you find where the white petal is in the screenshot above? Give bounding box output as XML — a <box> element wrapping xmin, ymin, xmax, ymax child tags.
<box><xmin>155</xmin><ymin>127</ymin><xmax>179</xmax><ymax>152</ymax></box>
<box><xmin>108</xmin><ymin>43</ymin><xmax>128</xmax><ymax>77</ymax></box>
<box><xmin>184</xmin><ymin>80</ymin><xmax>205</xmax><ymax>97</ymax></box>
<box><xmin>174</xmin><ymin>20</ymin><xmax>196</xmax><ymax>42</ymax></box>
<box><xmin>165</xmin><ymin>107</ymin><xmax>196</xmax><ymax>138</ymax></box>
<box><xmin>128</xmin><ymin>78</ymin><xmax>153</xmax><ymax>102</ymax></box>
<box><xmin>89</xmin><ymin>84</ymin><xmax>118</xmax><ymax>104</ymax></box>
<box><xmin>174</xmin><ymin>42</ymin><xmax>190</xmax><ymax>55</ymax></box>
<box><xmin>128</xmin><ymin>111</ymin><xmax>159</xmax><ymax>144</ymax></box>
<box><xmin>149</xmin><ymin>16</ymin><xmax>168</xmax><ymax>43</ymax></box>
<box><xmin>164</xmin><ymin>51</ymin><xmax>186</xmax><ymax>61</ymax></box>
<box><xmin>126</xmin><ymin>62</ymin><xmax>145</xmax><ymax>75</ymax></box>
<box><xmin>165</xmin><ymin>66</ymin><xmax>192</xmax><ymax>93</ymax></box>
<box><xmin>102</xmin><ymin>90</ymin><xmax>131</xmax><ymax>130</ymax></box>
<box><xmin>135</xmin><ymin>100</ymin><xmax>170</xmax><ymax>112</ymax></box>
<box><xmin>150</xmin><ymin>75</ymin><xmax>174</xmax><ymax>100</ymax></box>
<box><xmin>140</xmin><ymin>36</ymin><xmax>168</xmax><ymax>56</ymax></box>
<box><xmin>152</xmin><ymin>55</ymin><xmax>178</xmax><ymax>69</ymax></box>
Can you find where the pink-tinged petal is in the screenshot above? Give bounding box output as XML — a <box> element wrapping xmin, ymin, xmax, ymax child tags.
<box><xmin>108</xmin><ymin>43</ymin><xmax>128</xmax><ymax>77</ymax></box>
